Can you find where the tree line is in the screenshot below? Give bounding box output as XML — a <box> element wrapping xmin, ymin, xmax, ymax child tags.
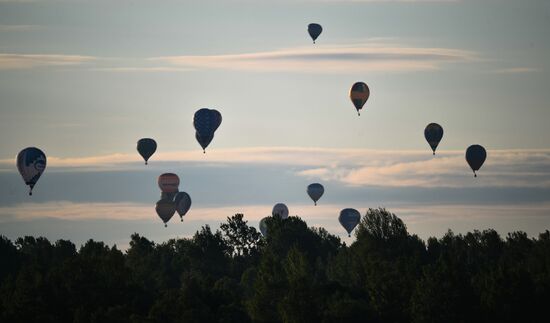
<box><xmin>1</xmin><ymin>208</ymin><xmax>549</xmax><ymax>323</ymax></box>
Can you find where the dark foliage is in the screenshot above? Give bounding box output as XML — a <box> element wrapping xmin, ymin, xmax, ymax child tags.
<box><xmin>1</xmin><ymin>208</ymin><xmax>549</xmax><ymax>322</ymax></box>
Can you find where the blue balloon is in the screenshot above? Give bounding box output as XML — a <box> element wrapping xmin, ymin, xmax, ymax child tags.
<box><xmin>339</xmin><ymin>208</ymin><xmax>361</xmax><ymax>237</ymax></box>
<box><xmin>16</xmin><ymin>147</ymin><xmax>47</xmax><ymax>196</ymax></box>
<box><xmin>308</xmin><ymin>23</ymin><xmax>322</xmax><ymax>44</ymax></box>
<box><xmin>424</xmin><ymin>123</ymin><xmax>444</xmax><ymax>155</ymax></box>
<box><xmin>466</xmin><ymin>145</ymin><xmax>487</xmax><ymax>177</ymax></box>
<box><xmin>137</xmin><ymin>138</ymin><xmax>157</xmax><ymax>165</ymax></box>
<box><xmin>193</xmin><ymin>108</ymin><xmax>222</xmax><ymax>152</ymax></box>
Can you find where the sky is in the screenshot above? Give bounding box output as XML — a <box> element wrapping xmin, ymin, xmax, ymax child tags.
<box><xmin>1</xmin><ymin>0</ymin><xmax>549</xmax><ymax>248</ymax></box>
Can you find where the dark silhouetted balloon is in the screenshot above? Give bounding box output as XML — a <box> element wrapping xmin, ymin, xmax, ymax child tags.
<box><xmin>272</xmin><ymin>203</ymin><xmax>289</xmax><ymax>219</ymax></box>
<box><xmin>424</xmin><ymin>123</ymin><xmax>444</xmax><ymax>155</ymax></box>
<box><xmin>466</xmin><ymin>145</ymin><xmax>487</xmax><ymax>177</ymax></box>
<box><xmin>156</xmin><ymin>198</ymin><xmax>176</xmax><ymax>227</ymax></box>
<box><xmin>307</xmin><ymin>183</ymin><xmax>324</xmax><ymax>206</ymax></box>
<box><xmin>339</xmin><ymin>208</ymin><xmax>361</xmax><ymax>237</ymax></box>
<box><xmin>193</xmin><ymin>108</ymin><xmax>222</xmax><ymax>153</ymax></box>
<box><xmin>308</xmin><ymin>23</ymin><xmax>322</xmax><ymax>44</ymax></box>
<box><xmin>174</xmin><ymin>191</ymin><xmax>192</xmax><ymax>221</ymax></box>
<box><xmin>349</xmin><ymin>82</ymin><xmax>370</xmax><ymax>116</ymax></box>
<box><xmin>158</xmin><ymin>173</ymin><xmax>180</xmax><ymax>193</ymax></box>
<box><xmin>137</xmin><ymin>138</ymin><xmax>157</xmax><ymax>165</ymax></box>
<box><xmin>16</xmin><ymin>147</ymin><xmax>46</xmax><ymax>196</ymax></box>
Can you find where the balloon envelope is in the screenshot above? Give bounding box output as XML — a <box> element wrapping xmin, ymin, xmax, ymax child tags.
<box><xmin>307</xmin><ymin>183</ymin><xmax>324</xmax><ymax>205</ymax></box>
<box><xmin>272</xmin><ymin>203</ymin><xmax>289</xmax><ymax>219</ymax></box>
<box><xmin>424</xmin><ymin>123</ymin><xmax>444</xmax><ymax>155</ymax></box>
<box><xmin>466</xmin><ymin>145</ymin><xmax>487</xmax><ymax>177</ymax></box>
<box><xmin>174</xmin><ymin>191</ymin><xmax>192</xmax><ymax>217</ymax></box>
<box><xmin>158</xmin><ymin>173</ymin><xmax>180</xmax><ymax>193</ymax></box>
<box><xmin>156</xmin><ymin>198</ymin><xmax>176</xmax><ymax>226</ymax></box>
<box><xmin>349</xmin><ymin>82</ymin><xmax>370</xmax><ymax>115</ymax></box>
<box><xmin>137</xmin><ymin>138</ymin><xmax>157</xmax><ymax>165</ymax></box>
<box><xmin>16</xmin><ymin>147</ymin><xmax>47</xmax><ymax>196</ymax></box>
<box><xmin>339</xmin><ymin>208</ymin><xmax>361</xmax><ymax>237</ymax></box>
<box><xmin>259</xmin><ymin>217</ymin><xmax>268</xmax><ymax>237</ymax></box>
<box><xmin>308</xmin><ymin>23</ymin><xmax>322</xmax><ymax>43</ymax></box>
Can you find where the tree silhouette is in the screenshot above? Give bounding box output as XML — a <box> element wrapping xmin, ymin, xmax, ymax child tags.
<box><xmin>1</xmin><ymin>209</ymin><xmax>549</xmax><ymax>322</ymax></box>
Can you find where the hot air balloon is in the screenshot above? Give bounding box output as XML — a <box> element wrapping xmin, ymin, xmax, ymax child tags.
<box><xmin>137</xmin><ymin>138</ymin><xmax>157</xmax><ymax>165</ymax></box>
<box><xmin>158</xmin><ymin>173</ymin><xmax>180</xmax><ymax>193</ymax></box>
<box><xmin>174</xmin><ymin>191</ymin><xmax>192</xmax><ymax>221</ymax></box>
<box><xmin>349</xmin><ymin>82</ymin><xmax>370</xmax><ymax>116</ymax></box>
<box><xmin>193</xmin><ymin>108</ymin><xmax>222</xmax><ymax>153</ymax></box>
<box><xmin>307</xmin><ymin>183</ymin><xmax>324</xmax><ymax>206</ymax></box>
<box><xmin>339</xmin><ymin>208</ymin><xmax>361</xmax><ymax>237</ymax></box>
<box><xmin>466</xmin><ymin>145</ymin><xmax>487</xmax><ymax>177</ymax></box>
<box><xmin>272</xmin><ymin>203</ymin><xmax>289</xmax><ymax>219</ymax></box>
<box><xmin>259</xmin><ymin>217</ymin><xmax>268</xmax><ymax>237</ymax></box>
<box><xmin>16</xmin><ymin>147</ymin><xmax>46</xmax><ymax>196</ymax></box>
<box><xmin>424</xmin><ymin>123</ymin><xmax>444</xmax><ymax>155</ymax></box>
<box><xmin>308</xmin><ymin>23</ymin><xmax>322</xmax><ymax>44</ymax></box>
<box><xmin>156</xmin><ymin>198</ymin><xmax>176</xmax><ymax>227</ymax></box>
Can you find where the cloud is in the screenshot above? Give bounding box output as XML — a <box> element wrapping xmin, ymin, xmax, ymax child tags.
<box><xmin>2</xmin><ymin>147</ymin><xmax>550</xmax><ymax>189</ymax></box>
<box><xmin>0</xmin><ymin>53</ymin><xmax>95</xmax><ymax>70</ymax></box>
<box><xmin>491</xmin><ymin>67</ymin><xmax>539</xmax><ymax>74</ymax></box>
<box><xmin>1</xmin><ymin>201</ymin><xmax>549</xmax><ymax>244</ymax></box>
<box><xmin>153</xmin><ymin>44</ymin><xmax>476</xmax><ymax>73</ymax></box>
<box><xmin>0</xmin><ymin>25</ymin><xmax>41</xmax><ymax>32</ymax></box>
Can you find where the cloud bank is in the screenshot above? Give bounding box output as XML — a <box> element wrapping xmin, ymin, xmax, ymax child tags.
<box><xmin>2</xmin><ymin>147</ymin><xmax>549</xmax><ymax>189</ymax></box>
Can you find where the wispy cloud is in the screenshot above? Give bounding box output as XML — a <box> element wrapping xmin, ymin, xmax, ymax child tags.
<box><xmin>491</xmin><ymin>67</ymin><xmax>539</xmax><ymax>74</ymax></box>
<box><xmin>153</xmin><ymin>44</ymin><xmax>476</xmax><ymax>73</ymax></box>
<box><xmin>1</xmin><ymin>201</ymin><xmax>548</xmax><ymax>243</ymax></box>
<box><xmin>0</xmin><ymin>25</ymin><xmax>41</xmax><ymax>32</ymax></box>
<box><xmin>1</xmin><ymin>147</ymin><xmax>549</xmax><ymax>188</ymax></box>
<box><xmin>0</xmin><ymin>53</ymin><xmax>95</xmax><ymax>70</ymax></box>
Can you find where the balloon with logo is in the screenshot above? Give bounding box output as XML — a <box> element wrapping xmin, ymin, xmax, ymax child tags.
<box><xmin>308</xmin><ymin>23</ymin><xmax>322</xmax><ymax>44</ymax></box>
<box><xmin>307</xmin><ymin>183</ymin><xmax>324</xmax><ymax>206</ymax></box>
<box><xmin>137</xmin><ymin>138</ymin><xmax>157</xmax><ymax>165</ymax></box>
<box><xmin>349</xmin><ymin>82</ymin><xmax>370</xmax><ymax>116</ymax></box>
<box><xmin>272</xmin><ymin>203</ymin><xmax>289</xmax><ymax>219</ymax></box>
<box><xmin>16</xmin><ymin>147</ymin><xmax>47</xmax><ymax>196</ymax></box>
<box><xmin>339</xmin><ymin>208</ymin><xmax>361</xmax><ymax>237</ymax></box>
<box><xmin>466</xmin><ymin>145</ymin><xmax>487</xmax><ymax>177</ymax></box>
<box><xmin>174</xmin><ymin>191</ymin><xmax>192</xmax><ymax>221</ymax></box>
<box><xmin>424</xmin><ymin>123</ymin><xmax>444</xmax><ymax>155</ymax></box>
<box><xmin>193</xmin><ymin>108</ymin><xmax>222</xmax><ymax>153</ymax></box>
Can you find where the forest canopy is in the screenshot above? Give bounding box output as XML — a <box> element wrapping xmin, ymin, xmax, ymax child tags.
<box><xmin>1</xmin><ymin>208</ymin><xmax>549</xmax><ymax>323</ymax></box>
